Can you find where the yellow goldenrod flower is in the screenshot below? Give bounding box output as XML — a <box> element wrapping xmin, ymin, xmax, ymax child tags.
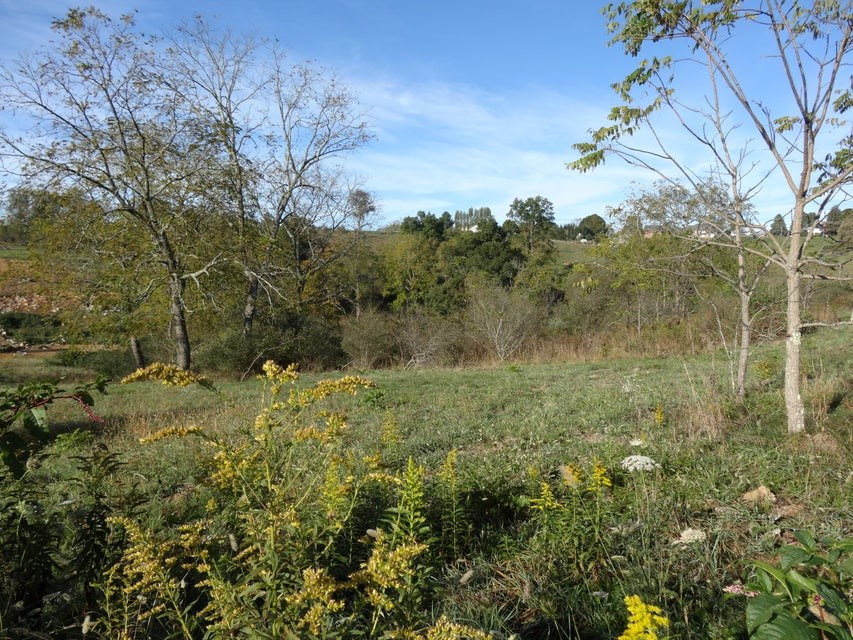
<box><xmin>588</xmin><ymin>460</ymin><xmax>612</xmax><ymax>492</ymax></box>
<box><xmin>260</xmin><ymin>360</ymin><xmax>299</xmax><ymax>394</ymax></box>
<box><xmin>139</xmin><ymin>425</ymin><xmax>203</xmax><ymax>444</ymax></box>
<box><xmin>559</xmin><ymin>463</ymin><xmax>583</xmax><ymax>488</ymax></box>
<box><xmin>618</xmin><ymin>595</ymin><xmax>669</xmax><ymax>640</ymax></box>
<box><xmin>425</xmin><ymin>616</ymin><xmax>494</xmax><ymax>639</ymax></box>
<box><xmin>121</xmin><ymin>363</ymin><xmax>212</xmax><ymax>388</ymax></box>
<box><xmin>530</xmin><ymin>481</ymin><xmax>562</xmax><ymax>511</ymax></box>
<box><xmin>286</xmin><ymin>567</ymin><xmax>344</xmax><ymax>635</ymax></box>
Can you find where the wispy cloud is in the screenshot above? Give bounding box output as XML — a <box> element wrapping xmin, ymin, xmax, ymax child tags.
<box><xmin>348</xmin><ymin>76</ymin><xmax>653</xmax><ymax>223</ymax></box>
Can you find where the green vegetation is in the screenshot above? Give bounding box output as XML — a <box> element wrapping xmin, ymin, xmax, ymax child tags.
<box><xmin>0</xmin><ymin>327</ymin><xmax>849</xmax><ymax>638</ymax></box>
<box><xmin>0</xmin><ymin>3</ymin><xmax>850</xmax><ymax>637</ymax></box>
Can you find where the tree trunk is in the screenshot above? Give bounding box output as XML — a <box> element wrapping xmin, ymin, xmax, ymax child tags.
<box><xmin>784</xmin><ymin>205</ymin><xmax>806</xmax><ymax>434</ymax></box>
<box><xmin>242</xmin><ymin>271</ymin><xmax>259</xmax><ymax>338</ymax></box>
<box><xmin>735</xmin><ymin>223</ymin><xmax>749</xmax><ymax>404</ymax></box>
<box><xmin>168</xmin><ymin>272</ymin><xmax>192</xmax><ymax>370</ymax></box>
<box><xmin>130</xmin><ymin>336</ymin><xmax>146</xmax><ymax>369</ymax></box>
<box><xmin>736</xmin><ymin>289</ymin><xmax>750</xmax><ymax>404</ymax></box>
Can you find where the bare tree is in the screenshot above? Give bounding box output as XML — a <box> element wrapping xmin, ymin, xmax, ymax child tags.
<box><xmin>571</xmin><ymin>1</ymin><xmax>852</xmax><ymax>433</ymax></box>
<box><xmin>465</xmin><ymin>279</ymin><xmax>541</xmax><ymax>362</ymax></box>
<box><xmin>165</xmin><ymin>18</ymin><xmax>374</xmax><ymax>337</ymax></box>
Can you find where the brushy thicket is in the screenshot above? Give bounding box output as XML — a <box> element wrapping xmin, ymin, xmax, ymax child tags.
<box><xmin>1</xmin><ymin>344</ymin><xmax>850</xmax><ymax>639</ymax></box>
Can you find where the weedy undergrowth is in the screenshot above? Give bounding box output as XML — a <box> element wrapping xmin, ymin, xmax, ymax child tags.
<box><xmin>726</xmin><ymin>530</ymin><xmax>852</xmax><ymax>640</ymax></box>
<box><xmin>98</xmin><ymin>362</ymin><xmax>492</xmax><ymax>639</ymax></box>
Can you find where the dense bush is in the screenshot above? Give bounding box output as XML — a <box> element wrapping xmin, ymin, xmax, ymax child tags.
<box><xmin>0</xmin><ymin>312</ymin><xmax>62</xmax><ymax>345</ymax></box>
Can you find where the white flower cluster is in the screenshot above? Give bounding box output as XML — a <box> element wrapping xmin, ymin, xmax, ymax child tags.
<box><xmin>620</xmin><ymin>454</ymin><xmax>661</xmax><ymax>472</ymax></box>
<box><xmin>672</xmin><ymin>528</ymin><xmax>707</xmax><ymax>545</ymax></box>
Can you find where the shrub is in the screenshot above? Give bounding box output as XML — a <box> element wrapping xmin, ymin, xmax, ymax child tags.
<box><xmin>0</xmin><ymin>312</ymin><xmax>62</xmax><ymax>345</ymax></box>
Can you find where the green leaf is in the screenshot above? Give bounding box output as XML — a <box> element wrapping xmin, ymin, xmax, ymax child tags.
<box><xmin>747</xmin><ymin>594</ymin><xmax>783</xmax><ymax>633</ymax></box>
<box><xmin>815</xmin><ymin>583</ymin><xmax>848</xmax><ymax>616</ymax></box>
<box><xmin>781</xmin><ymin>545</ymin><xmax>812</xmax><ymax>570</ymax></box>
<box><xmin>753</xmin><ymin>613</ymin><xmax>818</xmax><ymax>640</ymax></box>
<box><xmin>794</xmin><ymin>530</ymin><xmax>817</xmax><ymax>551</ymax></box>
<box><xmin>754</xmin><ymin>561</ymin><xmax>794</xmax><ymax>600</ymax></box>
<box><xmin>22</xmin><ymin>407</ymin><xmax>50</xmax><ymax>442</ymax></box>
<box><xmin>811</xmin><ymin>622</ymin><xmax>853</xmax><ymax>640</ymax></box>
<box><xmin>786</xmin><ymin>568</ymin><xmax>817</xmax><ymax>595</ymax></box>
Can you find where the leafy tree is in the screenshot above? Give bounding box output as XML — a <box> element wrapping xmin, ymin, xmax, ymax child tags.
<box><xmin>554</xmin><ymin>221</ymin><xmax>581</xmax><ymax>241</ymax></box>
<box><xmin>454</xmin><ymin>207</ymin><xmax>493</xmax><ymax>231</ymax></box>
<box><xmin>570</xmin><ymin>0</ymin><xmax>853</xmax><ymax>433</ymax></box>
<box><xmin>439</xmin><ymin>217</ymin><xmax>522</xmax><ymax>287</ymax></box>
<box><xmin>0</xmin><ymin>8</ymin><xmax>225</xmax><ymax>369</ymax></box>
<box><xmin>770</xmin><ymin>214</ymin><xmax>789</xmax><ymax>237</ymax></box>
<box><xmin>577</xmin><ymin>214</ymin><xmax>608</xmax><ymax>241</ymax></box>
<box><xmin>506</xmin><ymin>196</ymin><xmax>557</xmax><ymax>254</ymax></box>
<box><xmin>400</xmin><ymin>211</ymin><xmax>454</xmax><ymax>242</ymax></box>
<box><xmin>823</xmin><ymin>205</ymin><xmax>852</xmax><ymax>238</ymax></box>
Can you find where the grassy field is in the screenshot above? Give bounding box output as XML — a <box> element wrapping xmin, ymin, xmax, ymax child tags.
<box><xmin>1</xmin><ymin>327</ymin><xmax>851</xmax><ymax>639</ymax></box>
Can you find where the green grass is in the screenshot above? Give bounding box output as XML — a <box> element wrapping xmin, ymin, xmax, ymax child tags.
<box><xmin>0</xmin><ymin>243</ymin><xmax>29</xmax><ymax>259</ymax></box>
<box><xmin>3</xmin><ymin>327</ymin><xmax>851</xmax><ymax>638</ymax></box>
<box><xmin>552</xmin><ymin>239</ymin><xmax>590</xmax><ymax>265</ymax></box>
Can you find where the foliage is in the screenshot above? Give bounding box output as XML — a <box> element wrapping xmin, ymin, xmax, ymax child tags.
<box><xmin>0</xmin><ymin>377</ymin><xmax>107</xmax><ymax>478</ymax></box>
<box><xmin>99</xmin><ymin>362</ymin><xmax>492</xmax><ymax>638</ymax></box>
<box><xmin>577</xmin><ymin>213</ymin><xmax>609</xmax><ymax>241</ymax></box>
<box><xmin>0</xmin><ymin>312</ymin><xmax>62</xmax><ymax>346</ymax></box>
<box><xmin>770</xmin><ymin>215</ymin><xmax>789</xmax><ymax>238</ymax></box>
<box><xmin>506</xmin><ymin>196</ymin><xmax>557</xmax><ymax>255</ymax></box>
<box><xmin>732</xmin><ymin>531</ymin><xmax>853</xmax><ymax>640</ymax></box>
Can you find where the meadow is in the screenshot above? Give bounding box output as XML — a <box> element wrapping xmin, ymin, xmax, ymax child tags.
<box><xmin>1</xmin><ymin>326</ymin><xmax>850</xmax><ymax>639</ymax></box>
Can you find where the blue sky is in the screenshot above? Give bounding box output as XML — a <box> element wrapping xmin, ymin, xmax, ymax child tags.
<box><xmin>0</xmin><ymin>0</ymin><xmax>833</xmax><ymax>226</ymax></box>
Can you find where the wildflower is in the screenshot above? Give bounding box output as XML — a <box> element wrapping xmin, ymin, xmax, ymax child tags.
<box><xmin>559</xmin><ymin>463</ymin><xmax>583</xmax><ymax>488</ymax></box>
<box><xmin>588</xmin><ymin>460</ymin><xmax>612</xmax><ymax>492</ymax></box>
<box><xmin>260</xmin><ymin>360</ymin><xmax>299</xmax><ymax>395</ymax></box>
<box><xmin>629</xmin><ymin>438</ymin><xmax>647</xmax><ymax>448</ymax></box>
<box><xmin>530</xmin><ymin>481</ymin><xmax>563</xmax><ymax>511</ymax></box>
<box><xmin>380</xmin><ymin>411</ymin><xmax>401</xmax><ymax>446</ymax></box>
<box><xmin>618</xmin><ymin>595</ymin><xmax>669</xmax><ymax>640</ymax></box>
<box><xmin>653</xmin><ymin>404</ymin><xmax>665</xmax><ymax>427</ymax></box>
<box><xmin>672</xmin><ymin>527</ymin><xmax>707</xmax><ymax>545</ymax></box>
<box><xmin>621</xmin><ymin>455</ymin><xmax>661</xmax><ymax>472</ymax></box>
<box><xmin>121</xmin><ymin>363</ymin><xmax>211</xmax><ymax>388</ymax></box>
<box><xmin>286</xmin><ymin>567</ymin><xmax>344</xmax><ymax>635</ymax></box>
<box><xmin>723</xmin><ymin>583</ymin><xmax>759</xmax><ymax>597</ymax></box>
<box><xmin>139</xmin><ymin>425</ymin><xmax>203</xmax><ymax>444</ymax></box>
<box><xmin>425</xmin><ymin>616</ymin><xmax>493</xmax><ymax>640</ymax></box>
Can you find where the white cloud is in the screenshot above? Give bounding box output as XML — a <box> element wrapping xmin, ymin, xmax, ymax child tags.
<box><xmin>348</xmin><ymin>75</ymin><xmax>655</xmax><ymax>223</ymax></box>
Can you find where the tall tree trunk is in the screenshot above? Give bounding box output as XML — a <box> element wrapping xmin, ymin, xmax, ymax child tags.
<box><xmin>168</xmin><ymin>272</ymin><xmax>192</xmax><ymax>370</ymax></box>
<box><xmin>243</xmin><ymin>271</ymin><xmax>259</xmax><ymax>338</ymax></box>
<box><xmin>130</xmin><ymin>336</ymin><xmax>146</xmax><ymax>369</ymax></box>
<box><xmin>735</xmin><ymin>221</ymin><xmax>749</xmax><ymax>404</ymax></box>
<box><xmin>784</xmin><ymin>205</ymin><xmax>806</xmax><ymax>434</ymax></box>
<box><xmin>736</xmin><ymin>289</ymin><xmax>750</xmax><ymax>404</ymax></box>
